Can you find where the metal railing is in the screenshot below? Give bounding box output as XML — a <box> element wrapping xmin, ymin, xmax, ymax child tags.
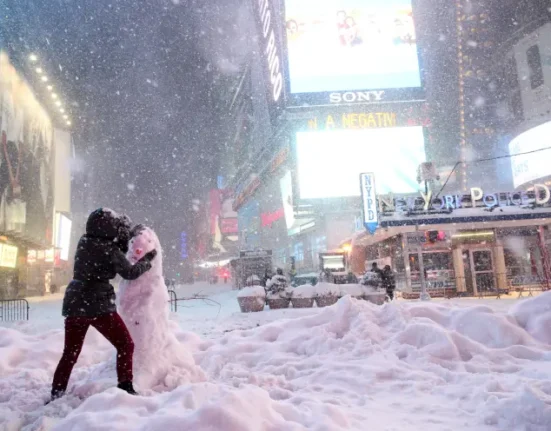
<box><xmin>168</xmin><ymin>289</ymin><xmax>177</xmax><ymax>313</ymax></box>
<box><xmin>0</xmin><ymin>299</ymin><xmax>29</xmax><ymax>321</ymax></box>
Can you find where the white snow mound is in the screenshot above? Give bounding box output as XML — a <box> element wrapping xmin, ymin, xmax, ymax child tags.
<box><xmin>2</xmin><ymin>294</ymin><xmax>551</xmax><ymax>430</ymax></box>
<box><xmin>509</xmin><ymin>290</ymin><xmax>551</xmax><ymax>345</ymax></box>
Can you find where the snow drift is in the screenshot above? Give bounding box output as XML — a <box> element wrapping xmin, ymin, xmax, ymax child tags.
<box><xmin>1</xmin><ymin>293</ymin><xmax>551</xmax><ymax>430</ymax></box>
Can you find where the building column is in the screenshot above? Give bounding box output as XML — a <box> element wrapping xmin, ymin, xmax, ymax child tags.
<box><xmin>493</xmin><ymin>242</ymin><xmax>507</xmax><ymax>291</ymax></box>
<box><xmin>452</xmin><ymin>247</ymin><xmax>466</xmax><ymax>293</ymax></box>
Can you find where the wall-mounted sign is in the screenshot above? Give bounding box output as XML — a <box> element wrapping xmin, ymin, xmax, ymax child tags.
<box><xmin>45</xmin><ymin>248</ymin><xmax>55</xmax><ymax>263</ymax></box>
<box><xmin>308</xmin><ymin>112</ymin><xmax>398</xmax><ymax>130</ymax></box>
<box><xmin>55</xmin><ymin>213</ymin><xmax>72</xmax><ymax>261</ymax></box>
<box><xmin>0</xmin><ymin>244</ymin><xmax>18</xmax><ymax>268</ymax></box>
<box><xmin>181</xmin><ymin>232</ymin><xmax>188</xmax><ymax>260</ymax></box>
<box><xmin>379</xmin><ymin>185</ymin><xmax>551</xmax><ymax>214</ymax></box>
<box><xmin>270</xmin><ymin>145</ymin><xmax>290</xmax><ymax>173</ymax></box>
<box><xmin>360</xmin><ymin>173</ymin><xmax>378</xmax><ymax>234</ymax></box>
<box><xmin>329</xmin><ymin>91</ymin><xmax>385</xmax><ymax>104</ymax></box>
<box><xmin>233</xmin><ymin>177</ymin><xmax>262</xmax><ymax>211</ymax></box>
<box><xmin>253</xmin><ymin>0</ymin><xmax>283</xmax><ymax>103</ymax></box>
<box><xmin>239</xmin><ymin>249</ymin><xmax>272</xmax><ymax>258</ymax></box>
<box><xmin>27</xmin><ymin>250</ymin><xmax>37</xmax><ymax>265</ymax></box>
<box><xmin>220</xmin><ymin>218</ymin><xmax>238</xmax><ymax>234</ymax></box>
<box><xmin>261</xmin><ymin>208</ymin><xmax>285</xmax><ymax>227</ymax></box>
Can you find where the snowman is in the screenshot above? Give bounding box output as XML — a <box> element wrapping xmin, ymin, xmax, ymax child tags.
<box><xmin>118</xmin><ymin>225</ymin><xmax>205</xmax><ymax>390</ymax></box>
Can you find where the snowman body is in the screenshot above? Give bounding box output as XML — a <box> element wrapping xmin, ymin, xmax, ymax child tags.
<box><xmin>118</xmin><ymin>226</ymin><xmax>204</xmax><ymax>390</ymax></box>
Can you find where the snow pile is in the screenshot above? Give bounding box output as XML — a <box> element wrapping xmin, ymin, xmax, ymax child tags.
<box><xmin>509</xmin><ymin>290</ymin><xmax>551</xmax><ymax>345</ymax></box>
<box><xmin>237</xmin><ymin>286</ymin><xmax>266</xmax><ymax>298</ymax></box>
<box><xmin>2</xmin><ymin>293</ymin><xmax>551</xmax><ymax>430</ymax></box>
<box><xmin>314</xmin><ymin>282</ymin><xmax>342</xmax><ymax>297</ymax></box>
<box><xmin>291</xmin><ymin>284</ymin><xmax>317</xmax><ymax>298</ymax></box>
<box><xmin>338</xmin><ymin>283</ymin><xmax>366</xmax><ymax>297</ymax></box>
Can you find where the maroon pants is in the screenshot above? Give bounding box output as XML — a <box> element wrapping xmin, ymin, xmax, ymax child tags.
<box><xmin>52</xmin><ymin>312</ymin><xmax>134</xmax><ymax>393</ymax></box>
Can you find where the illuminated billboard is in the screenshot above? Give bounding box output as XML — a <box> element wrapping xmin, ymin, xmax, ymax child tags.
<box><xmin>296</xmin><ymin>126</ymin><xmax>426</xmax><ymax>199</ymax></box>
<box><xmin>509</xmin><ymin>121</ymin><xmax>551</xmax><ymax>188</ymax></box>
<box><xmin>284</xmin><ymin>0</ymin><xmax>422</xmax><ymax>104</ymax></box>
<box><xmin>0</xmin><ymin>52</ymin><xmax>55</xmax><ymax>243</ymax></box>
<box><xmin>55</xmin><ymin>213</ymin><xmax>72</xmax><ymax>261</ymax></box>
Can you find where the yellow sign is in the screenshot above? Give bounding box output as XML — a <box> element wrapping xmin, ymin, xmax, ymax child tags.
<box><xmin>307</xmin><ymin>112</ymin><xmax>397</xmax><ymax>130</ymax></box>
<box><xmin>0</xmin><ymin>244</ymin><xmax>18</xmax><ymax>268</ymax></box>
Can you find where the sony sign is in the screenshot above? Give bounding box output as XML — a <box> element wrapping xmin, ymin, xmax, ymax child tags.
<box><xmin>258</xmin><ymin>0</ymin><xmax>283</xmax><ymax>102</ymax></box>
<box><xmin>329</xmin><ymin>91</ymin><xmax>385</xmax><ymax>104</ymax></box>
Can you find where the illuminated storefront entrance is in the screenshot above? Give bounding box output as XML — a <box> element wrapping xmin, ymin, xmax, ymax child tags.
<box><xmin>351</xmin><ymin>186</ymin><xmax>551</xmax><ymax>297</ymax></box>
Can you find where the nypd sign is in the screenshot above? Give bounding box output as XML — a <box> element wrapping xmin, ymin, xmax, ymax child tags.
<box><xmin>360</xmin><ymin>173</ymin><xmax>379</xmax><ymax>234</ymax></box>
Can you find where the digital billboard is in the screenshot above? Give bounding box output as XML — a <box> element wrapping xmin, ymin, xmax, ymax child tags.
<box><xmin>283</xmin><ymin>0</ymin><xmax>422</xmax><ymax>104</ymax></box>
<box><xmin>513</xmin><ymin>23</ymin><xmax>551</xmax><ymax>121</ymax></box>
<box><xmin>295</xmin><ymin>126</ymin><xmax>426</xmax><ymax>199</ymax></box>
<box><xmin>55</xmin><ymin>213</ymin><xmax>72</xmax><ymax>261</ymax></box>
<box><xmin>509</xmin><ymin>121</ymin><xmax>551</xmax><ymax>188</ymax></box>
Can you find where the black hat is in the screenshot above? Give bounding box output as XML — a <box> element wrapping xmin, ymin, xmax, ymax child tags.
<box><xmin>86</xmin><ymin>208</ymin><xmax>122</xmax><ymax>239</ymax></box>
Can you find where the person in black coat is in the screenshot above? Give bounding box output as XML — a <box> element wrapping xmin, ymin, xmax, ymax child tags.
<box><xmin>381</xmin><ymin>265</ymin><xmax>396</xmax><ymax>301</ymax></box>
<box><xmin>50</xmin><ymin>208</ymin><xmax>156</xmax><ymax>402</ymax></box>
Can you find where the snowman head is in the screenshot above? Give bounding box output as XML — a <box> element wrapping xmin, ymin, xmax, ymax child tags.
<box><xmin>127</xmin><ymin>225</ymin><xmax>162</xmax><ymax>274</ymax></box>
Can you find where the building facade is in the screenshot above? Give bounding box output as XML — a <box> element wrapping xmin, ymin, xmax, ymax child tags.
<box><xmin>0</xmin><ymin>51</ymin><xmax>73</xmax><ymax>298</ymax></box>
<box><xmin>217</xmin><ymin>0</ymin><xmax>551</xmax><ymax>294</ymax></box>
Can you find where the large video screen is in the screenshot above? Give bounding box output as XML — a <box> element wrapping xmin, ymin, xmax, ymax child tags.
<box><xmin>509</xmin><ymin>121</ymin><xmax>551</xmax><ymax>188</ymax></box>
<box><xmin>284</xmin><ymin>0</ymin><xmax>421</xmax><ymax>94</ymax></box>
<box><xmin>296</xmin><ymin>127</ymin><xmax>426</xmax><ymax>199</ymax></box>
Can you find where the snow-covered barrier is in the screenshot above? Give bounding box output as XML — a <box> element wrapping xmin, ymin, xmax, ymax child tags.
<box><xmin>237</xmin><ymin>286</ymin><xmax>266</xmax><ymax>313</ymax></box>
<box><xmin>237</xmin><ymin>282</ymin><xmax>387</xmax><ymax>312</ymax></box>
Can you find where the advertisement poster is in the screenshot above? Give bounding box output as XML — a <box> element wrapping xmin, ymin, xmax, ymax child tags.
<box><xmin>0</xmin><ymin>243</ymin><xmax>18</xmax><ymax>268</ymax></box>
<box><xmin>284</xmin><ymin>0</ymin><xmax>421</xmax><ymax>94</ymax></box>
<box><xmin>513</xmin><ymin>23</ymin><xmax>551</xmax><ymax>120</ymax></box>
<box><xmin>280</xmin><ymin>170</ymin><xmax>295</xmax><ymax>229</ymax></box>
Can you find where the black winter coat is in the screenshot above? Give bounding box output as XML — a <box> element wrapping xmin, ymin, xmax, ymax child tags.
<box><xmin>62</xmin><ymin>209</ymin><xmax>152</xmax><ymax>317</ymax></box>
<box><xmin>381</xmin><ymin>271</ymin><xmax>396</xmax><ymax>292</ymax></box>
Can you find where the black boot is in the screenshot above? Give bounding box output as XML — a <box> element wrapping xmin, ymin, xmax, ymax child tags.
<box><xmin>117</xmin><ymin>381</ymin><xmax>138</xmax><ymax>395</ymax></box>
<box><xmin>46</xmin><ymin>388</ymin><xmax>65</xmax><ymax>405</ymax></box>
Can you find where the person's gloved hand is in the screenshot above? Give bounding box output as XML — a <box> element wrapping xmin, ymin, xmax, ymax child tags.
<box><xmin>116</xmin><ymin>229</ymin><xmax>131</xmax><ymax>253</ymax></box>
<box><xmin>140</xmin><ymin>249</ymin><xmax>157</xmax><ymax>263</ymax></box>
<box><xmin>116</xmin><ymin>214</ymin><xmax>132</xmax><ymax>253</ymax></box>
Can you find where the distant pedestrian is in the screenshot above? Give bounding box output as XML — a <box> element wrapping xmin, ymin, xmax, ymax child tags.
<box><xmin>381</xmin><ymin>265</ymin><xmax>396</xmax><ymax>301</ymax></box>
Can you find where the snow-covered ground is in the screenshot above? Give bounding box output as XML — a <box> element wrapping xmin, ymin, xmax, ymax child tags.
<box><xmin>1</xmin><ymin>283</ymin><xmax>551</xmax><ymax>430</ymax></box>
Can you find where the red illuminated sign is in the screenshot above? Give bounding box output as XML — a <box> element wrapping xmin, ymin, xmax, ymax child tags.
<box><xmin>220</xmin><ymin>218</ymin><xmax>238</xmax><ymax>234</ymax></box>
<box><xmin>261</xmin><ymin>208</ymin><xmax>284</xmax><ymax>227</ymax></box>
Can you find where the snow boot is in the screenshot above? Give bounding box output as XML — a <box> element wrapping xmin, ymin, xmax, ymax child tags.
<box><xmin>46</xmin><ymin>388</ymin><xmax>65</xmax><ymax>405</ymax></box>
<box><xmin>117</xmin><ymin>381</ymin><xmax>138</xmax><ymax>396</ymax></box>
